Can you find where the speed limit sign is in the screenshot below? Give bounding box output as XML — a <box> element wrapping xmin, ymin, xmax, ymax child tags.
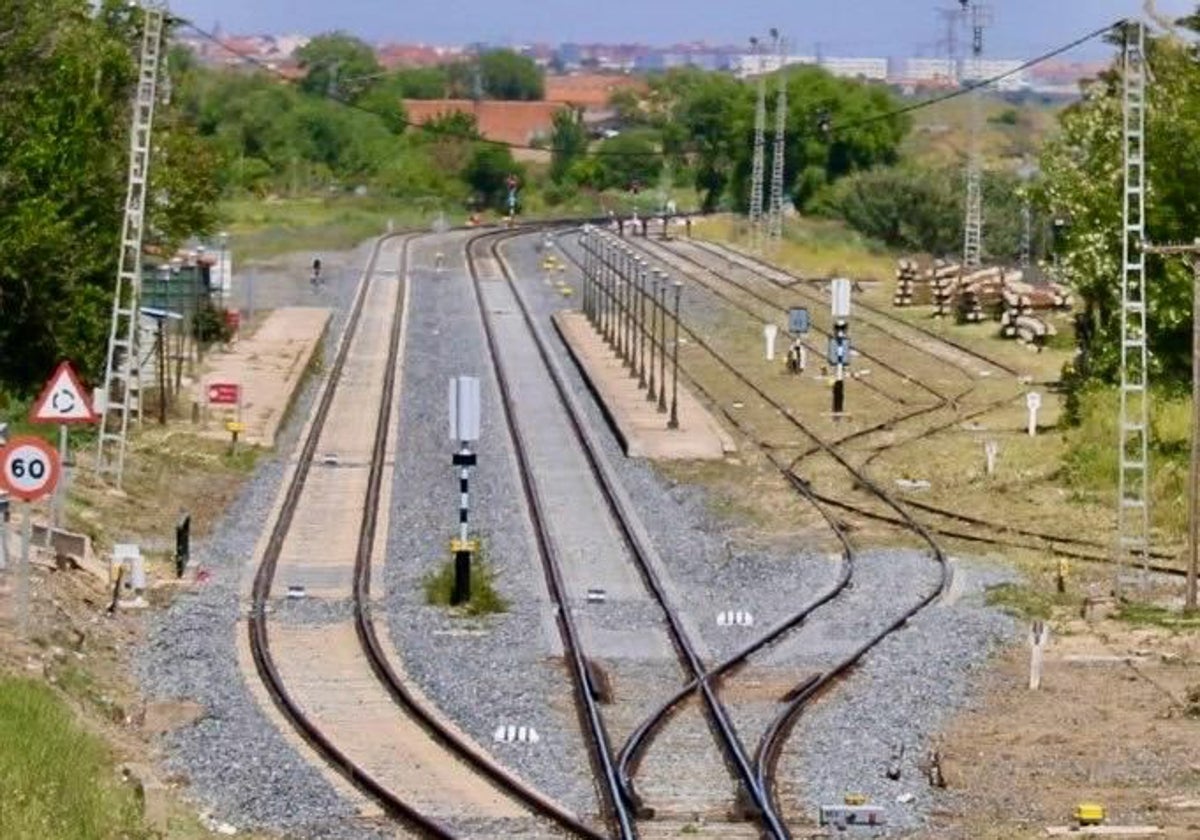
<box><xmin>0</xmin><ymin>436</ymin><xmax>60</xmax><ymax>502</ymax></box>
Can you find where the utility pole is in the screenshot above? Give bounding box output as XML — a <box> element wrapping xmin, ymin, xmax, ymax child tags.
<box><xmin>1140</xmin><ymin>239</ymin><xmax>1198</xmax><ymax>613</ymax></box>
<box><xmin>767</xmin><ymin>29</ymin><xmax>787</xmax><ymax>248</ymax></box>
<box><xmin>748</xmin><ymin>36</ymin><xmax>767</xmax><ymax>254</ymax></box>
<box><xmin>962</xmin><ymin>2</ymin><xmax>990</xmax><ymax>269</ymax></box>
<box><xmin>935</xmin><ymin>6</ymin><xmax>962</xmax><ymax>85</ymax></box>
<box><xmin>1117</xmin><ymin>20</ymin><xmax>1151</xmax><ymax>597</ymax></box>
<box><xmin>96</xmin><ymin>3</ymin><xmax>167</xmax><ymax>488</ymax></box>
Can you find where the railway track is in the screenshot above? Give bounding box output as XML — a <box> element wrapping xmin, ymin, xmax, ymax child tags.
<box><xmin>632</xmin><ymin>233</ymin><xmax>1189</xmax><ymax>576</ymax></box>
<box><xmin>523</xmin><ymin>227</ymin><xmax>957</xmax><ymax>836</ymax></box>
<box><xmin>246</xmin><ymin>231</ymin><xmax>607</xmax><ymax>840</ymax></box>
<box><xmin>467</xmin><ymin>226</ymin><xmax>793</xmax><ymax>838</ymax></box>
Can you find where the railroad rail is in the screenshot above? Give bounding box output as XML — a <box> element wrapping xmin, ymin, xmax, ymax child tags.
<box><xmin>248</xmin><ymin>230</ymin><xmax>607</xmax><ymax>840</ymax></box>
<box><xmin>468</xmin><ymin>226</ymin><xmax>806</xmax><ymax>837</ymax></box>
<box><xmin>551</xmin><ymin>228</ymin><xmax>953</xmax><ymax>836</ymax></box>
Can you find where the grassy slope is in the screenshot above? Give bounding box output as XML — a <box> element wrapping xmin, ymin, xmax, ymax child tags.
<box><xmin>0</xmin><ymin>677</ymin><xmax>145</xmax><ymax>840</ymax></box>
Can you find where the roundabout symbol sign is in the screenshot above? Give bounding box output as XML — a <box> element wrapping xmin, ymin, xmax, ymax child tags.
<box><xmin>0</xmin><ymin>436</ymin><xmax>61</xmax><ymax>502</ymax></box>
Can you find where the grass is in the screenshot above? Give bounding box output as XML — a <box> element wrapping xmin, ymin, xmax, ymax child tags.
<box><xmin>903</xmin><ymin>93</ymin><xmax>1064</xmax><ymax>170</ymax></box>
<box><xmin>423</xmin><ymin>540</ymin><xmax>508</xmax><ymax>616</ymax></box>
<box><xmin>985</xmin><ymin>582</ymin><xmax>1077</xmax><ymax>620</ymax></box>
<box><xmin>0</xmin><ymin>676</ymin><xmax>147</xmax><ymax>840</ymax></box>
<box><xmin>1116</xmin><ymin>602</ymin><xmax>1200</xmax><ymax>630</ymax></box>
<box><xmin>1061</xmin><ymin>387</ymin><xmax>1190</xmax><ymax>539</ymax></box>
<box><xmin>221</xmin><ymin>195</ymin><xmax>444</xmax><ymax>262</ymax></box>
<box><xmin>693</xmin><ymin>213</ymin><xmax>896</xmax><ymax>280</ymax></box>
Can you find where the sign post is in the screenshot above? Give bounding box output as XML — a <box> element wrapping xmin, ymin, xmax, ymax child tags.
<box><xmin>505</xmin><ymin>174</ymin><xmax>519</xmax><ymax>225</ymax></box>
<box><xmin>830</xmin><ymin>279</ymin><xmax>852</xmax><ymax>419</ymax></box>
<box><xmin>1026</xmin><ymin>392</ymin><xmax>1042</xmax><ymax>437</ymax></box>
<box><xmin>0</xmin><ymin>436</ymin><xmax>62</xmax><ymax>638</ymax></box>
<box><xmin>763</xmin><ymin>323</ymin><xmax>778</xmax><ymax>361</ymax></box>
<box><xmin>29</xmin><ymin>361</ymin><xmax>97</xmax><ymax>528</ymax></box>
<box><xmin>448</xmin><ymin>377</ymin><xmax>481</xmax><ymax>606</ymax></box>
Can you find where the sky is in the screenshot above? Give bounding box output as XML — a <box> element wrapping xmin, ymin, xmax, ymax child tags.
<box><xmin>170</xmin><ymin>0</ymin><xmax>1198</xmax><ymax>58</ymax></box>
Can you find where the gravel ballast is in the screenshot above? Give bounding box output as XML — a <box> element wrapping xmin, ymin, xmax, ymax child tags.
<box><xmin>138</xmin><ymin>228</ymin><xmax>1024</xmax><ymax>840</ymax></box>
<box><xmin>137</xmin><ymin>241</ymin><xmax>391</xmax><ymax>839</ymax></box>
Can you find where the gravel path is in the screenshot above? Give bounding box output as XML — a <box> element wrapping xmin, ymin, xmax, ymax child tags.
<box><xmin>137</xmin><ymin>240</ymin><xmax>393</xmax><ymax>840</ymax></box>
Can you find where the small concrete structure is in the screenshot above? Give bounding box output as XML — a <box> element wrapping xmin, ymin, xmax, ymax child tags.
<box><xmin>198</xmin><ymin>306</ymin><xmax>331</xmax><ymax>448</ymax></box>
<box><xmin>553</xmin><ymin>310</ymin><xmax>735</xmax><ymax>460</ymax></box>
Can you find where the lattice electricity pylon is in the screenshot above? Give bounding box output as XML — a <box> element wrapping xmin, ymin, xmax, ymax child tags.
<box><xmin>962</xmin><ymin>2</ymin><xmax>991</xmax><ymax>269</ymax></box>
<box><xmin>1116</xmin><ymin>19</ymin><xmax>1151</xmax><ymax>594</ymax></box>
<box><xmin>767</xmin><ymin>30</ymin><xmax>787</xmax><ymax>248</ymax></box>
<box><xmin>748</xmin><ymin>36</ymin><xmax>767</xmax><ymax>253</ymax></box>
<box><xmin>96</xmin><ymin>3</ymin><xmax>167</xmax><ymax>487</ymax></box>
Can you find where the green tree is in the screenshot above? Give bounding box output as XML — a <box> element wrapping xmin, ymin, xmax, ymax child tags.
<box><xmin>463</xmin><ymin>145</ymin><xmax>523</xmax><ymax>210</ymax></box>
<box><xmin>550</xmin><ymin>107</ymin><xmax>587</xmax><ymax>184</ymax></box>
<box><xmin>478</xmin><ymin>50</ymin><xmax>544</xmax><ymax>101</ymax></box>
<box><xmin>1037</xmin><ymin>22</ymin><xmax>1200</xmax><ymax>386</ymax></box>
<box><xmin>0</xmin><ymin>0</ymin><xmax>137</xmax><ymax>390</ymax></box>
<box><xmin>296</xmin><ymin>32</ymin><xmax>381</xmax><ymax>102</ymax></box>
<box><xmin>595</xmin><ymin>130</ymin><xmax>663</xmax><ymax>192</ymax></box>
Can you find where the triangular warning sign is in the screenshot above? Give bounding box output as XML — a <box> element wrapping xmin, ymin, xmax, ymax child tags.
<box><xmin>30</xmin><ymin>361</ymin><xmax>98</xmax><ymax>424</ymax></box>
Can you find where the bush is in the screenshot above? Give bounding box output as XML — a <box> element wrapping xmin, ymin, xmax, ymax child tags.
<box><xmin>423</xmin><ymin>540</ymin><xmax>508</xmax><ymax>616</ymax></box>
<box><xmin>192</xmin><ymin>303</ymin><xmax>233</xmax><ymax>345</ymax></box>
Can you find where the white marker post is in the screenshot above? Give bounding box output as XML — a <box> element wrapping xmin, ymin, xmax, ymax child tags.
<box><xmin>1026</xmin><ymin>391</ymin><xmax>1042</xmax><ymax>437</ymax></box>
<box><xmin>763</xmin><ymin>323</ymin><xmax>778</xmax><ymax>361</ymax></box>
<box><xmin>1028</xmin><ymin>620</ymin><xmax>1049</xmax><ymax>690</ymax></box>
<box><xmin>984</xmin><ymin>440</ymin><xmax>998</xmax><ymax>476</ymax></box>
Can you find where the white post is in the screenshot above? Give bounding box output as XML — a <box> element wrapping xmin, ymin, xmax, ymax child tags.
<box><xmin>1026</xmin><ymin>392</ymin><xmax>1042</xmax><ymax>437</ymax></box>
<box><xmin>53</xmin><ymin>425</ymin><xmax>68</xmax><ymax>529</ymax></box>
<box><xmin>1028</xmin><ymin>620</ymin><xmax>1048</xmax><ymax>690</ymax></box>
<box><xmin>984</xmin><ymin>440</ymin><xmax>998</xmax><ymax>476</ymax></box>
<box><xmin>18</xmin><ymin>504</ymin><xmax>31</xmax><ymax>638</ymax></box>
<box><xmin>764</xmin><ymin>323</ymin><xmax>778</xmax><ymax>361</ymax></box>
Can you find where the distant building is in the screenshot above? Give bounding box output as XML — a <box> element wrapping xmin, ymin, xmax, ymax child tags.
<box><xmin>961</xmin><ymin>58</ymin><xmax>1029</xmax><ymax>91</ymax></box>
<box><xmin>901</xmin><ymin>57</ymin><xmax>958</xmax><ymax>85</ymax></box>
<box><xmin>819</xmin><ymin>56</ymin><xmax>888</xmax><ymax>81</ymax></box>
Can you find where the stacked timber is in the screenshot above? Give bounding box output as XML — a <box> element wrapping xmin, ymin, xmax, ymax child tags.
<box><xmin>893</xmin><ymin>258</ymin><xmax>957</xmax><ymax>307</ymax></box>
<box><xmin>893</xmin><ymin>259</ymin><xmax>929</xmax><ymax>306</ymax></box>
<box><xmin>930</xmin><ymin>261</ymin><xmax>965</xmax><ymax>318</ymax></box>
<box><xmin>999</xmin><ymin>275</ymin><xmax>1072</xmax><ymax>349</ymax></box>
<box><xmin>954</xmin><ymin>266</ymin><xmax>1006</xmax><ymax>323</ymax></box>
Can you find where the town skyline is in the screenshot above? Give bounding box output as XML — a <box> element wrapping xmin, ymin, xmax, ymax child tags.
<box><xmin>170</xmin><ymin>0</ymin><xmax>1197</xmax><ymax>60</ymax></box>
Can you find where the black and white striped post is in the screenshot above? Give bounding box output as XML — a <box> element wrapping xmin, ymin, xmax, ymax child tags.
<box><xmin>449</xmin><ymin>376</ymin><xmax>481</xmax><ymax>606</ymax></box>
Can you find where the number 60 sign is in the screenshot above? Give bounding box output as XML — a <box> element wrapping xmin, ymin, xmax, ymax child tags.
<box><xmin>0</xmin><ymin>436</ymin><xmax>60</xmax><ymax>502</ymax></box>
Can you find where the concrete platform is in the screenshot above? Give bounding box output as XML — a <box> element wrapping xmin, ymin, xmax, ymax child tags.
<box><xmin>553</xmin><ymin>310</ymin><xmax>735</xmax><ymax>460</ymax></box>
<box><xmin>197</xmin><ymin>307</ymin><xmax>331</xmax><ymax>448</ymax></box>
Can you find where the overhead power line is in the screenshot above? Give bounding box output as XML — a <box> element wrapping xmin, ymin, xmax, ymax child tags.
<box><xmin>173</xmin><ymin>16</ymin><xmax>1124</xmax><ymax>160</ymax></box>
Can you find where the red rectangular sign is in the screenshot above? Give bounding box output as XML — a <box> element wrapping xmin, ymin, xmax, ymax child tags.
<box><xmin>207</xmin><ymin>383</ymin><xmax>240</xmax><ymax>405</ymax></box>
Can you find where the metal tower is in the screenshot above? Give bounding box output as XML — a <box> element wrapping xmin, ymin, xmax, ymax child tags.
<box><xmin>1117</xmin><ymin>20</ymin><xmax>1151</xmax><ymax>593</ymax></box>
<box><xmin>748</xmin><ymin>36</ymin><xmax>767</xmax><ymax>253</ymax></box>
<box><xmin>767</xmin><ymin>30</ymin><xmax>787</xmax><ymax>247</ymax></box>
<box><xmin>962</xmin><ymin>2</ymin><xmax>989</xmax><ymax>268</ymax></box>
<box><xmin>96</xmin><ymin>3</ymin><xmax>167</xmax><ymax>487</ymax></box>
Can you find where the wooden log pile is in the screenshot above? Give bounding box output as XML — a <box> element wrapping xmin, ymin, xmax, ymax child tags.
<box><xmin>893</xmin><ymin>258</ymin><xmax>956</xmax><ymax>307</ymax></box>
<box><xmin>999</xmin><ymin>276</ymin><xmax>1073</xmax><ymax>349</ymax></box>
<box><xmin>893</xmin><ymin>257</ymin><xmax>1075</xmax><ymax>350</ymax></box>
<box><xmin>953</xmin><ymin>266</ymin><xmax>1005</xmax><ymax>322</ymax></box>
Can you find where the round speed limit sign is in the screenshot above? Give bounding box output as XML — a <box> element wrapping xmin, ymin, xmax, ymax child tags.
<box><xmin>0</xmin><ymin>436</ymin><xmax>61</xmax><ymax>502</ymax></box>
